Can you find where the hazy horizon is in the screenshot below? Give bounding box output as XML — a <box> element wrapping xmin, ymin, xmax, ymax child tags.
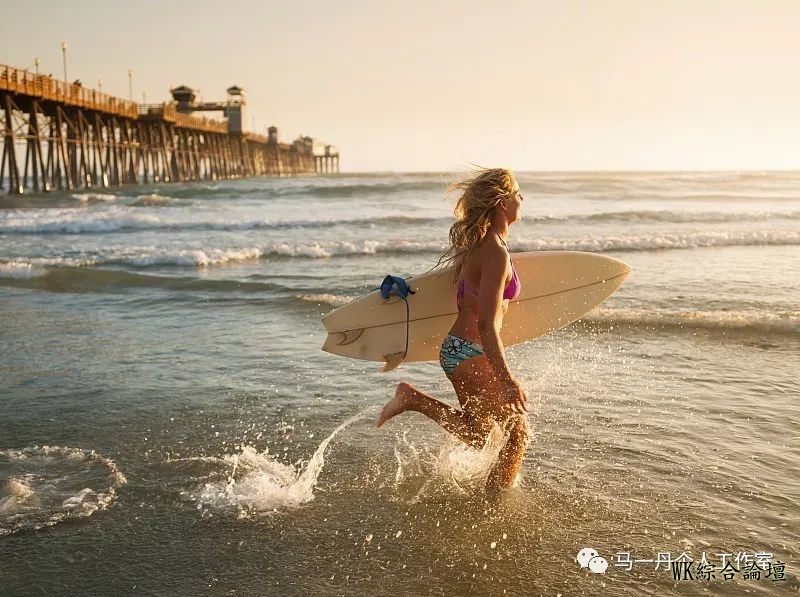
<box><xmin>5</xmin><ymin>0</ymin><xmax>800</xmax><ymax>172</ymax></box>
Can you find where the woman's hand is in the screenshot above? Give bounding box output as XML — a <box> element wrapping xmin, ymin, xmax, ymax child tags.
<box><xmin>500</xmin><ymin>377</ymin><xmax>528</xmax><ymax>415</ymax></box>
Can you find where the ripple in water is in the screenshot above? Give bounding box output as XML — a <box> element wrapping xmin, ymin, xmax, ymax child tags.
<box><xmin>0</xmin><ymin>446</ymin><xmax>127</xmax><ymax>536</ymax></box>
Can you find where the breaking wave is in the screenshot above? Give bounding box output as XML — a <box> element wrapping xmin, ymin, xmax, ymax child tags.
<box><xmin>0</xmin><ymin>262</ymin><xmax>48</xmax><ymax>279</ymax></box>
<box><xmin>581</xmin><ymin>209</ymin><xmax>800</xmax><ymax>223</ymax></box>
<box><xmin>4</xmin><ymin>206</ymin><xmax>800</xmax><ymax>236</ymax></box>
<box><xmin>2</xmin><ymin>229</ymin><xmax>799</xmax><ymax>290</ymax></box>
<box><xmin>585</xmin><ymin>307</ymin><xmax>800</xmax><ymax>336</ymax></box>
<box><xmin>512</xmin><ymin>229</ymin><xmax>800</xmax><ymax>253</ymax></box>
<box><xmin>0</xmin><ymin>210</ymin><xmax>448</xmax><ymax>235</ymax></box>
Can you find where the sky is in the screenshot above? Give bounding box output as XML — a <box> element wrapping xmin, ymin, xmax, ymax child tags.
<box><xmin>5</xmin><ymin>0</ymin><xmax>800</xmax><ymax>172</ymax></box>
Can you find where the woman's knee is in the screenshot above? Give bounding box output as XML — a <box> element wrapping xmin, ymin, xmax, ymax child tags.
<box><xmin>504</xmin><ymin>415</ymin><xmax>529</xmax><ymax>445</ymax></box>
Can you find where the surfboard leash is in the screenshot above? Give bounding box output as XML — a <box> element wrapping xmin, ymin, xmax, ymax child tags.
<box><xmin>376</xmin><ymin>275</ymin><xmax>416</xmax><ymax>359</ymax></box>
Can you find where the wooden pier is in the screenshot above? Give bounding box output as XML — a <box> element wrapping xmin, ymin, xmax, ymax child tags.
<box><xmin>0</xmin><ymin>63</ymin><xmax>340</xmax><ymax>195</ymax></box>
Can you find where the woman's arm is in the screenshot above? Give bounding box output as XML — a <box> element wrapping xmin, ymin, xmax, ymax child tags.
<box><xmin>476</xmin><ymin>240</ymin><xmax>527</xmax><ymax>414</ymax></box>
<box><xmin>476</xmin><ymin>241</ymin><xmax>514</xmax><ymax>382</ymax></box>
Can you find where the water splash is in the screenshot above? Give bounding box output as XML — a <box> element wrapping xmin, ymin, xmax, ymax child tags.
<box><xmin>191</xmin><ymin>409</ymin><xmax>370</xmax><ymax>516</ymax></box>
<box><xmin>433</xmin><ymin>424</ymin><xmax>511</xmax><ymax>491</ymax></box>
<box><xmin>393</xmin><ymin>423</ymin><xmax>519</xmax><ymax>502</ymax></box>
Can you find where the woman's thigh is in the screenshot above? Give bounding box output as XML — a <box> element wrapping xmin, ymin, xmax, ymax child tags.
<box><xmin>447</xmin><ymin>354</ymin><xmax>509</xmax><ymax>423</ymax></box>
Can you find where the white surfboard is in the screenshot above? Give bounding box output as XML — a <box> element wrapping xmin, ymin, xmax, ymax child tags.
<box><xmin>321</xmin><ymin>251</ymin><xmax>631</xmax><ymax>372</ymax></box>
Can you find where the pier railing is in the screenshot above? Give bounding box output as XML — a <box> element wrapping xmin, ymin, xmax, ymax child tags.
<box><xmin>0</xmin><ymin>63</ymin><xmax>138</xmax><ymax>118</ymax></box>
<box><xmin>174</xmin><ymin>111</ymin><xmax>227</xmax><ymax>133</ymax></box>
<box><xmin>138</xmin><ymin>102</ymin><xmax>177</xmax><ymax>121</ymax></box>
<box><xmin>138</xmin><ymin>101</ymin><xmax>227</xmax><ymax>133</ymax></box>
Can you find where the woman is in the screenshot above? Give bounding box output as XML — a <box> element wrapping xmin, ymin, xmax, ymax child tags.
<box><xmin>377</xmin><ymin>167</ymin><xmax>529</xmax><ymax>492</ymax></box>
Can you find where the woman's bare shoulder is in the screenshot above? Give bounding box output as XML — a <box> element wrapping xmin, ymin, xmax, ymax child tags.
<box><xmin>463</xmin><ymin>235</ymin><xmax>508</xmax><ymax>281</ymax></box>
<box><xmin>476</xmin><ymin>234</ymin><xmax>508</xmax><ymax>263</ymax></box>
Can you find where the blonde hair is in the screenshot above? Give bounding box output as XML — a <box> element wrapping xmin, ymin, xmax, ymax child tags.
<box><xmin>431</xmin><ymin>166</ymin><xmax>517</xmax><ymax>283</ymax></box>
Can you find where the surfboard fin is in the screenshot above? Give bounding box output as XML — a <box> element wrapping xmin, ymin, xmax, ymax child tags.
<box><xmin>381</xmin><ymin>351</ymin><xmax>406</xmax><ymax>373</ymax></box>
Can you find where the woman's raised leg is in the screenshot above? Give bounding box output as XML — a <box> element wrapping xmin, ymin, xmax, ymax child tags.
<box><xmin>377</xmin><ymin>381</ymin><xmax>486</xmax><ymax>448</ymax></box>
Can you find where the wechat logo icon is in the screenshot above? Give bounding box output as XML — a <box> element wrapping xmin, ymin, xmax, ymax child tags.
<box><xmin>577</xmin><ymin>547</ymin><xmax>609</xmax><ymax>574</ymax></box>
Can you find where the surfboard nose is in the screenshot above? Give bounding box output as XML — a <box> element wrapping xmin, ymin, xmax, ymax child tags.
<box><xmin>615</xmin><ymin>257</ymin><xmax>633</xmax><ymax>276</ymax></box>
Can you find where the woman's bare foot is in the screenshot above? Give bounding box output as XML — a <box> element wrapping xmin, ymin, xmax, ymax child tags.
<box><xmin>377</xmin><ymin>382</ymin><xmax>417</xmax><ymax>427</ymax></box>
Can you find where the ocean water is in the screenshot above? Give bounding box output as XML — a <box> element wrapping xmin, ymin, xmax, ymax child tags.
<box><xmin>1</xmin><ymin>171</ymin><xmax>798</xmax><ymax>596</ymax></box>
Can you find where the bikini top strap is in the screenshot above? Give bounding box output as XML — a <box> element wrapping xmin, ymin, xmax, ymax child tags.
<box><xmin>494</xmin><ymin>231</ymin><xmax>513</xmax><ymax>270</ymax></box>
<box><xmin>494</xmin><ymin>230</ymin><xmax>509</xmax><ymax>250</ymax></box>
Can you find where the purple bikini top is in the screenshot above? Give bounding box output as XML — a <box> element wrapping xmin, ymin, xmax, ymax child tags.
<box><xmin>456</xmin><ymin>233</ymin><xmax>521</xmax><ymax>308</ymax></box>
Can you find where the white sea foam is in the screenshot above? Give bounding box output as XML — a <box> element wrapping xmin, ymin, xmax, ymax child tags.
<box><xmin>5</xmin><ymin>227</ymin><xmax>800</xmax><ymax>280</ymax></box>
<box><xmin>0</xmin><ymin>262</ymin><xmax>47</xmax><ymax>279</ymax></box>
<box><xmin>0</xmin><ymin>446</ymin><xmax>127</xmax><ymax>536</ymax></box>
<box><xmin>71</xmin><ymin>192</ymin><xmax>118</xmax><ymax>203</ymax></box>
<box><xmin>250</xmin><ymin>229</ymin><xmax>800</xmax><ymax>257</ymax></box>
<box><xmin>261</xmin><ymin>239</ymin><xmax>384</xmax><ymax>258</ymax></box>
<box><xmin>0</xmin><ymin>210</ymin><xmax>392</xmax><ymax>235</ymax></box>
<box><xmin>4</xmin><ymin>231</ymin><xmax>799</xmax><ymax>293</ymax></box>
<box><xmin>252</xmin><ymin>229</ymin><xmax>800</xmax><ymax>257</ymax></box>
<box><xmin>1</xmin><ymin>257</ymin><xmax>98</xmax><ymax>270</ymax></box>
<box><xmin>0</xmin><ymin>249</ymin><xmax>263</xmax><ymax>272</ymax></box>
<box><xmin>587</xmin><ymin>307</ymin><xmax>800</xmax><ymax>335</ymax></box>
<box><xmin>580</xmin><ymin>209</ymin><xmax>800</xmax><ymax>223</ymax></box>
<box><xmin>189</xmin><ymin>409</ymin><xmax>369</xmax><ymax>516</ymax></box>
<box><xmin>124</xmin><ymin>247</ymin><xmax>263</xmax><ymax>267</ymax></box>
<box><xmin>515</xmin><ymin>229</ymin><xmax>800</xmax><ymax>253</ymax></box>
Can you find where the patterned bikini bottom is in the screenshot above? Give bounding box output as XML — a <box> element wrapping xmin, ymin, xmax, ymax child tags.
<box><xmin>439</xmin><ymin>333</ymin><xmax>484</xmax><ymax>377</ymax></box>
